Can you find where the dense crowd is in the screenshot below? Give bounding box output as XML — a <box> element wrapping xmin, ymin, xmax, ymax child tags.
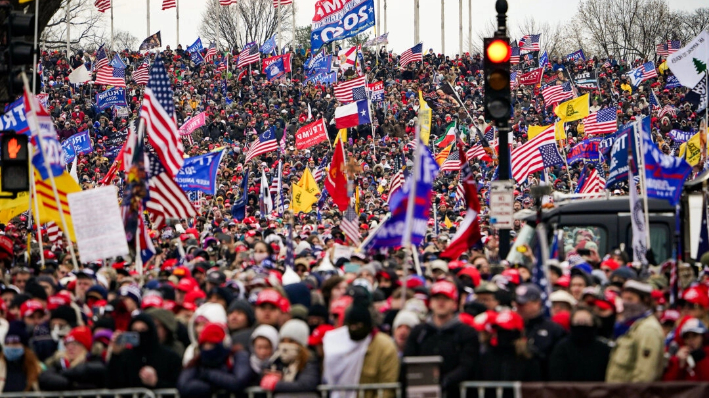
<box><xmin>0</xmin><ymin>36</ymin><xmax>708</xmax><ymax>396</ymax></box>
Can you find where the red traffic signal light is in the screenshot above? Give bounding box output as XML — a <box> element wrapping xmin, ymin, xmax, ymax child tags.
<box><xmin>1</xmin><ymin>132</ymin><xmax>29</xmax><ymax>193</ymax></box>
<box><xmin>486</xmin><ymin>39</ymin><xmax>511</xmax><ymax>63</ymax></box>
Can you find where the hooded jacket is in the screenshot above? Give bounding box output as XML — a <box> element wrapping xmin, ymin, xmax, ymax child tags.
<box><xmin>146</xmin><ymin>307</ymin><xmax>186</xmax><ymax>357</ymax></box>
<box><xmin>107</xmin><ymin>313</ymin><xmax>182</xmax><ymax>389</ymax></box>
<box><xmin>183</xmin><ymin>303</ymin><xmax>229</xmax><ymax>365</ymax></box>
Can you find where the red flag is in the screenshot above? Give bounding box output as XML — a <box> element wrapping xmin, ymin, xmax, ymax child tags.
<box><xmin>324</xmin><ymin>137</ymin><xmax>349</xmax><ymax>212</ymax></box>
<box><xmin>441</xmin><ymin>143</ymin><xmax>481</xmax><ymax>259</ymax></box>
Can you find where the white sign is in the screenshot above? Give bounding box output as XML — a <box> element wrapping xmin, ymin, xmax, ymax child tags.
<box><xmin>68</xmin><ymin>186</ymin><xmax>130</xmax><ymax>263</ymax></box>
<box><xmin>333</xmin><ymin>244</ymin><xmax>353</xmax><ymax>263</ymax></box>
<box><xmin>489</xmin><ymin>181</ymin><xmax>515</xmax><ymax>229</ymax></box>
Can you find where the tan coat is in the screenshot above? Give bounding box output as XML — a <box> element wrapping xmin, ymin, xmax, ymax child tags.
<box><xmin>360</xmin><ymin>332</ymin><xmax>400</xmax><ymax>398</ymax></box>
<box><xmin>606</xmin><ymin>315</ymin><xmax>665</xmax><ymax>382</ymax></box>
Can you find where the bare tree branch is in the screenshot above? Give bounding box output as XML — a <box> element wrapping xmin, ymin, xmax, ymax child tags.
<box><xmin>40</xmin><ymin>0</ymin><xmax>106</xmax><ymax>54</ymax></box>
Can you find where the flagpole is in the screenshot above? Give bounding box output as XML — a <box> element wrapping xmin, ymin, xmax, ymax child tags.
<box><xmin>65</xmin><ymin>0</ymin><xmax>71</xmax><ymax>56</ymax></box>
<box><xmin>176</xmin><ymin>0</ymin><xmax>180</xmax><ymax>47</ymax></box>
<box><xmin>110</xmin><ymin>1</ymin><xmax>114</xmax><ymax>51</ymax></box>
<box><xmin>634</xmin><ymin>119</ymin><xmax>651</xmax><ymax>276</ymax></box>
<box><xmin>146</xmin><ymin>0</ymin><xmax>150</xmax><ymax>38</ymax></box>
<box><xmin>440</xmin><ymin>0</ymin><xmax>445</xmax><ymax>55</ymax></box>
<box><xmin>277</xmin><ymin>0</ymin><xmax>281</xmax><ymax>55</ymax></box>
<box><xmin>467</xmin><ymin>0</ymin><xmax>471</xmax><ymax>55</ymax></box>
<box><xmin>29</xmin><ymin>146</ymin><xmax>45</xmax><ymax>267</ymax></box>
<box><xmin>291</xmin><ymin>2</ymin><xmax>296</xmax><ymax>52</ymax></box>
<box><xmin>32</xmin><ymin>0</ymin><xmax>39</xmax><ymax>93</ymax></box>
<box><xmin>413</xmin><ymin>0</ymin><xmax>419</xmax><ymax>44</ymax></box>
<box><xmin>458</xmin><ymin>0</ymin><xmax>462</xmax><ymax>56</ymax></box>
<box><xmin>216</xmin><ymin>3</ymin><xmax>220</xmax><ymax>52</ymax></box>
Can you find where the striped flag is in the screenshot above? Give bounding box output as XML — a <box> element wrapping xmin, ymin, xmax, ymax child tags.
<box><xmin>132</xmin><ymin>59</ymin><xmax>150</xmax><ymax>85</ymax></box>
<box><xmin>95</xmin><ymin>65</ymin><xmax>126</xmax><ymax>87</ymax></box>
<box><xmin>658</xmin><ymin>104</ymin><xmax>676</xmax><ymax>119</ymax></box>
<box><xmin>162</xmin><ymin>0</ymin><xmax>176</xmax><ymax>10</ymax></box>
<box><xmin>313</xmin><ymin>157</ymin><xmax>328</xmax><ymax>182</ymax></box>
<box><xmin>511</xmin><ymin>125</ymin><xmax>555</xmax><ymax>183</ymax></box>
<box><xmin>45</xmin><ymin>221</ymin><xmax>62</xmax><ymax>244</ymax></box>
<box><xmin>272</xmin><ymin>0</ymin><xmax>293</xmax><ymax>6</ymax></box>
<box><xmin>440</xmin><ymin>148</ymin><xmax>462</xmax><ymax>173</ymax></box>
<box><xmin>466</xmin><ymin>145</ymin><xmax>490</xmax><ymax>161</ymax></box>
<box><xmin>388</xmin><ymin>170</ymin><xmax>404</xmax><ymax>204</ymax></box>
<box><xmin>204</xmin><ymin>42</ymin><xmax>217</xmax><ymax>62</ymax></box>
<box><xmin>219</xmin><ymin>0</ymin><xmax>238</xmax><ymax>4</ymax></box>
<box><xmin>510</xmin><ymin>46</ymin><xmax>520</xmax><ymax>64</ymax></box>
<box><xmin>141</xmin><ymin>55</ymin><xmax>184</xmax><ymax>178</ymax></box>
<box><xmin>95</xmin><ymin>0</ymin><xmax>111</xmax><ymax>13</ymax></box>
<box><xmin>237</xmin><ymin>42</ymin><xmax>260</xmax><ymax>68</ymax></box>
<box><xmin>649</xmin><ymin>89</ymin><xmax>661</xmax><ymax>110</ymax></box>
<box><xmin>519</xmin><ymin>34</ymin><xmax>541</xmax><ymax>51</ymax></box>
<box><xmin>541</xmin><ymin>82</ymin><xmax>573</xmax><ymax>107</ymax></box>
<box><xmin>628</xmin><ymin>62</ymin><xmax>658</xmax><ymax>86</ymax></box>
<box><xmin>455</xmin><ymin>182</ymin><xmax>465</xmax><ymax>208</ymax></box>
<box><xmin>334</xmin><ymin>75</ymin><xmax>367</xmax><ymax>104</ymax></box>
<box><xmin>583</xmin><ymin>106</ymin><xmax>617</xmax><ymax>135</ymax></box>
<box><xmin>435</xmin><ymin>144</ymin><xmax>452</xmax><ymax>166</ymax></box>
<box><xmin>341</xmin><ymin>205</ymin><xmax>361</xmax><ymax>245</ymax></box>
<box><xmin>94</xmin><ymin>45</ymin><xmax>109</xmax><ymax>71</ymax></box>
<box><xmin>245</xmin><ymin>128</ymin><xmax>278</xmax><ymax>163</ymax></box>
<box><xmin>400</xmin><ymin>43</ymin><xmax>423</xmax><ymax>67</ymax></box>
<box><xmin>146</xmin><ymin>153</ymin><xmax>196</xmax><ymax>230</ymax></box>
<box><xmin>579</xmin><ymin>166</ymin><xmax>605</xmax><ymax>196</ymax></box>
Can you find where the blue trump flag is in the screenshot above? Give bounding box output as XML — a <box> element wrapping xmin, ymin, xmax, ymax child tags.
<box><xmin>260</xmin><ymin>35</ymin><xmax>277</xmax><ymax>55</ymax></box>
<box><xmin>188</xmin><ymin>38</ymin><xmax>205</xmax><ymax>65</ymax></box>
<box><xmin>311</xmin><ymin>0</ymin><xmax>375</xmax><ymax>49</ymax></box>
<box><xmin>70</xmin><ymin>130</ymin><xmax>93</xmax><ymax>154</ymax></box>
<box><xmin>539</xmin><ymin>50</ymin><xmax>549</xmax><ymax>68</ymax></box>
<box><xmin>568</xmin><ymin>138</ymin><xmax>601</xmax><ymax>165</ymax></box>
<box><xmin>640</xmin><ymin>117</ymin><xmax>691</xmax><ymax>206</ymax></box>
<box><xmin>175</xmin><ymin>150</ymin><xmax>226</xmax><ymax>195</ymax></box>
<box><xmin>305</xmin><ymin>72</ymin><xmax>337</xmax><ymax>85</ymax></box>
<box><xmin>365</xmin><ymin>141</ymin><xmax>440</xmax><ymax>248</ymax></box>
<box><xmin>96</xmin><ymin>87</ymin><xmax>127</xmax><ymax>110</ymax></box>
<box><xmin>265</xmin><ymin>57</ymin><xmax>286</xmax><ymax>81</ymax></box>
<box><xmin>1</xmin><ymin>98</ymin><xmax>30</xmax><ymax>135</ymax></box>
<box><xmin>606</xmin><ymin>123</ymin><xmax>638</xmax><ymax>189</ymax></box>
<box><xmin>232</xmin><ymin>167</ymin><xmax>249</xmax><ymax>221</ymax></box>
<box><xmin>62</xmin><ymin>140</ymin><xmax>76</xmax><ymax>164</ymax></box>
<box><xmin>565</xmin><ymin>49</ymin><xmax>586</xmax><ymax>62</ymax></box>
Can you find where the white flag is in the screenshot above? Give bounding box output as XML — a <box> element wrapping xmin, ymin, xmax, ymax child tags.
<box><xmin>68</xmin><ymin>65</ymin><xmax>91</xmax><ymax>84</ymax></box>
<box><xmin>260</xmin><ymin>169</ymin><xmax>273</xmax><ymax>214</ymax></box>
<box><xmin>667</xmin><ymin>31</ymin><xmax>709</xmax><ymax>89</ymax></box>
<box><xmin>628</xmin><ymin>163</ymin><xmax>648</xmax><ymax>266</ymax></box>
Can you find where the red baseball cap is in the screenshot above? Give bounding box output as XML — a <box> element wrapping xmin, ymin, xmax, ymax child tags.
<box><xmin>20</xmin><ymin>299</ymin><xmax>45</xmax><ymax>318</ymax></box>
<box><xmin>308</xmin><ymin>324</ymin><xmax>335</xmax><ymax>346</ymax></box>
<box><xmin>142</xmin><ymin>295</ymin><xmax>164</xmax><ymax>310</ymax></box>
<box><xmin>430</xmin><ymin>280</ymin><xmax>459</xmax><ymax>302</ymax></box>
<box><xmin>47</xmin><ymin>294</ymin><xmax>72</xmax><ymax>310</ymax></box>
<box><xmin>682</xmin><ymin>286</ymin><xmax>709</xmax><ymax>309</ymax></box>
<box><xmin>256</xmin><ymin>289</ymin><xmax>283</xmax><ymax>308</ymax></box>
<box><xmin>494</xmin><ymin>310</ymin><xmax>524</xmax><ymax>331</ymax></box>
<box><xmin>457</xmin><ymin>267</ymin><xmax>481</xmax><ymax>288</ymax></box>
<box><xmin>176</xmin><ymin>278</ymin><xmax>196</xmax><ymax>293</ymax></box>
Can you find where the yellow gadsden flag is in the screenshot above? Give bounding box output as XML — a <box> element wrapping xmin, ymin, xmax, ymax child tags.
<box><xmin>444</xmin><ymin>216</ymin><xmax>453</xmax><ymax>229</ymax></box>
<box><xmin>297</xmin><ymin>168</ymin><xmax>321</xmax><ymax>196</ymax></box>
<box><xmin>32</xmin><ymin>170</ymin><xmax>82</xmax><ymax>242</ymax></box>
<box><xmin>418</xmin><ymin>91</ymin><xmax>432</xmax><ymax>145</ymax></box>
<box><xmin>679</xmin><ymin>131</ymin><xmax>704</xmax><ymax>166</ymax></box>
<box><xmin>290</xmin><ymin>183</ymin><xmax>318</xmax><ymax>214</ymax></box>
<box><xmin>554</xmin><ymin>94</ymin><xmax>590</xmax><ymax>123</ymax></box>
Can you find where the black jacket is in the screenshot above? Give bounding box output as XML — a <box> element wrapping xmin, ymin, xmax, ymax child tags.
<box><xmin>403</xmin><ymin>316</ymin><xmax>479</xmax><ymax>398</ymax></box>
<box><xmin>548</xmin><ymin>336</ymin><xmax>611</xmax><ymax>382</ymax></box>
<box><xmin>524</xmin><ymin>314</ymin><xmax>566</xmax><ymax>380</ymax></box>
<box><xmin>107</xmin><ymin>314</ymin><xmax>183</xmax><ymax>389</ymax></box>
<box><xmin>177</xmin><ymin>350</ymin><xmax>254</xmax><ymax>398</ymax></box>
<box><xmin>38</xmin><ymin>356</ymin><xmax>107</xmax><ymax>391</ymax></box>
<box><xmin>477</xmin><ymin>347</ymin><xmax>541</xmax><ymax>398</ymax></box>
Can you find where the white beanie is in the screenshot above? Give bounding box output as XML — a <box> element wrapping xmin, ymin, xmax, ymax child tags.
<box><xmin>279</xmin><ymin>319</ymin><xmax>310</xmax><ymax>346</ymax></box>
<box><xmin>393</xmin><ymin>310</ymin><xmax>420</xmax><ymax>331</ymax></box>
<box><xmin>251</xmin><ymin>324</ymin><xmax>279</xmax><ymax>351</ymax></box>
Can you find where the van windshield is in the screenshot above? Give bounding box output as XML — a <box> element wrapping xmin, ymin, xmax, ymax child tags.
<box><xmin>506</xmin><ymin>224</ymin><xmax>608</xmax><ymax>264</ymax></box>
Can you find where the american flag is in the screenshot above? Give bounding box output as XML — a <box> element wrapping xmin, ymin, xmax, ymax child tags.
<box><xmin>629</xmin><ymin>62</ymin><xmax>658</xmax><ymax>85</ymax></box>
<box><xmin>132</xmin><ymin>59</ymin><xmax>150</xmax><ymax>85</ymax></box>
<box><xmin>141</xmin><ymin>55</ymin><xmax>184</xmax><ymax>178</ymax></box>
<box><xmin>334</xmin><ymin>75</ymin><xmax>367</xmax><ymax>104</ymax></box>
<box><xmin>204</xmin><ymin>42</ymin><xmax>217</xmax><ymax>63</ymax></box>
<box><xmin>237</xmin><ymin>42</ymin><xmax>260</xmax><ymax>68</ymax></box>
<box><xmin>519</xmin><ymin>34</ymin><xmax>541</xmax><ymax>51</ymax></box>
<box><xmin>245</xmin><ymin>128</ymin><xmax>278</xmax><ymax>163</ymax></box>
<box><xmin>649</xmin><ymin>89</ymin><xmax>661</xmax><ymax>110</ymax></box>
<box><xmin>466</xmin><ymin>145</ymin><xmax>487</xmax><ymax>161</ymax></box>
<box><xmin>657</xmin><ymin>40</ymin><xmax>681</xmax><ymax>56</ymax></box>
<box><xmin>94</xmin><ymin>45</ymin><xmax>109</xmax><ymax>70</ymax></box>
<box><xmin>95</xmin><ymin>65</ymin><xmax>126</xmax><ymax>87</ymax></box>
<box><xmin>511</xmin><ymin>125</ymin><xmax>555</xmax><ymax>183</ymax></box>
<box><xmin>510</xmin><ymin>46</ymin><xmax>520</xmax><ymax>64</ymax></box>
<box><xmin>400</xmin><ymin>43</ymin><xmax>423</xmax><ymax>67</ymax></box>
<box><xmin>455</xmin><ymin>182</ymin><xmax>465</xmax><ymax>208</ymax></box>
<box><xmin>658</xmin><ymin>104</ymin><xmax>676</xmax><ymax>119</ymax></box>
<box><xmin>440</xmin><ymin>148</ymin><xmax>462</xmax><ymax>172</ymax></box>
<box><xmin>95</xmin><ymin>0</ymin><xmax>111</xmax><ymax>13</ymax></box>
<box><xmin>541</xmin><ymin>82</ymin><xmax>573</xmax><ymax>107</ymax></box>
<box><xmin>579</xmin><ymin>166</ymin><xmax>605</xmax><ymax>196</ymax></box>
<box><xmin>340</xmin><ymin>205</ymin><xmax>361</xmax><ymax>245</ymax></box>
<box><xmin>583</xmin><ymin>106</ymin><xmax>617</xmax><ymax>135</ymax></box>
<box><xmin>45</xmin><ymin>221</ymin><xmax>62</xmax><ymax>244</ymax></box>
<box><xmin>162</xmin><ymin>0</ymin><xmax>176</xmax><ymax>10</ymax></box>
<box><xmin>272</xmin><ymin>0</ymin><xmax>293</xmax><ymax>6</ymax></box>
<box><xmin>146</xmin><ymin>153</ymin><xmax>196</xmax><ymax>231</ymax></box>
<box><xmin>510</xmin><ymin>71</ymin><xmax>518</xmax><ymax>90</ymax></box>
<box><xmin>539</xmin><ymin>143</ymin><xmax>564</xmax><ymax>167</ymax></box>
<box><xmin>313</xmin><ymin>157</ymin><xmax>328</xmax><ymax>182</ymax></box>
<box><xmin>388</xmin><ymin>170</ymin><xmax>404</xmax><ymax>204</ymax></box>
<box><xmin>219</xmin><ymin>0</ymin><xmax>238</xmax><ymax>5</ymax></box>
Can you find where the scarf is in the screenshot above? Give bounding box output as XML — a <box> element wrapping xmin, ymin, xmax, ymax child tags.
<box><xmin>613</xmin><ymin>309</ymin><xmax>652</xmax><ymax>339</ymax></box>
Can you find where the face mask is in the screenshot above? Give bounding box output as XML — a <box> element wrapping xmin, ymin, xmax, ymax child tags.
<box><xmin>3</xmin><ymin>346</ymin><xmax>25</xmax><ymax>361</ymax></box>
<box><xmin>570</xmin><ymin>325</ymin><xmax>597</xmax><ymax>345</ymax></box>
<box><xmin>348</xmin><ymin>325</ymin><xmax>372</xmax><ymax>341</ymax></box>
<box><xmin>277</xmin><ymin>342</ymin><xmax>300</xmax><ymax>364</ymax></box>
<box><xmin>253</xmin><ymin>253</ymin><xmax>269</xmax><ymax>263</ymax></box>
<box><xmin>200</xmin><ymin>344</ymin><xmax>229</xmax><ymax>368</ymax></box>
<box><xmin>622</xmin><ymin>301</ymin><xmax>648</xmax><ymax>320</ymax></box>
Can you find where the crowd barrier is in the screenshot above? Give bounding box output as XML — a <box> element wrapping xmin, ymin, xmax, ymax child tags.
<box><xmin>1</xmin><ymin>388</ymin><xmax>157</xmax><ymax>398</ymax></box>
<box><xmin>460</xmin><ymin>382</ymin><xmax>522</xmax><ymax>398</ymax></box>
<box><xmin>155</xmin><ymin>383</ymin><xmax>402</xmax><ymax>398</ymax></box>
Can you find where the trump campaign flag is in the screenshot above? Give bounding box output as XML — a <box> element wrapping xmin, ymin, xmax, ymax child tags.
<box><xmin>334</xmin><ymin>99</ymin><xmax>371</xmax><ymax>129</ymax></box>
<box><xmin>174</xmin><ymin>150</ymin><xmax>225</xmax><ymax>195</ymax></box>
<box><xmin>265</xmin><ymin>56</ymin><xmax>286</xmax><ymax>81</ymax></box>
<box><xmin>567</xmin><ymin>138</ymin><xmax>601</xmax><ymax>165</ymax></box>
<box><xmin>96</xmin><ymin>87</ymin><xmax>127</xmax><ymax>110</ymax></box>
<box><xmin>295</xmin><ymin>119</ymin><xmax>328</xmax><ymax>150</ymax></box>
<box><xmin>25</xmin><ymin>87</ymin><xmax>65</xmax><ymax>179</ymax></box>
<box><xmin>639</xmin><ymin>118</ymin><xmax>691</xmax><ymax>206</ymax></box>
<box><xmin>311</xmin><ymin>0</ymin><xmax>375</xmax><ymax>49</ymax></box>
<box><xmin>1</xmin><ymin>98</ymin><xmax>30</xmax><ymax>135</ymax></box>
<box><xmin>179</xmin><ymin>112</ymin><xmax>206</xmax><ymax>136</ymax></box>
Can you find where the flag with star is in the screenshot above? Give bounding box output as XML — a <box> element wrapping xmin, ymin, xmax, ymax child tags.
<box><xmin>533</xmin><ymin>228</ymin><xmax>552</xmax><ymax>316</ymax></box>
<box><xmin>539</xmin><ymin>143</ymin><xmax>564</xmax><ymax>167</ymax></box>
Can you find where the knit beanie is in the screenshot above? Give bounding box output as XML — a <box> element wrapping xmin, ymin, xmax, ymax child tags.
<box><xmin>198</xmin><ymin>322</ymin><xmax>227</xmax><ymax>345</ymax></box>
<box><xmin>345</xmin><ymin>303</ymin><xmax>373</xmax><ymax>329</ymax></box>
<box><xmin>65</xmin><ymin>326</ymin><xmax>93</xmax><ymax>351</ymax></box>
<box><xmin>119</xmin><ymin>284</ymin><xmax>142</xmax><ymax>307</ymax></box>
<box><xmin>5</xmin><ymin>321</ymin><xmax>29</xmax><ymax>346</ymax></box>
<box><xmin>251</xmin><ymin>324</ymin><xmax>279</xmax><ymax>350</ymax></box>
<box><xmin>51</xmin><ymin>305</ymin><xmax>78</xmax><ymax>327</ymax></box>
<box><xmin>279</xmin><ymin>319</ymin><xmax>310</xmax><ymax>347</ymax></box>
<box><xmin>393</xmin><ymin>310</ymin><xmax>420</xmax><ymax>331</ymax></box>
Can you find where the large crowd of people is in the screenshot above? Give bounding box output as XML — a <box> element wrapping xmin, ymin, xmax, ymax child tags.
<box><xmin>1</xmin><ymin>33</ymin><xmax>709</xmax><ymax>397</ymax></box>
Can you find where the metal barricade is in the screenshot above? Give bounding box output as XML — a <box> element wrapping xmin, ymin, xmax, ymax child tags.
<box><xmin>152</xmin><ymin>389</ymin><xmax>180</xmax><ymax>398</ymax></box>
<box><xmin>1</xmin><ymin>388</ymin><xmax>157</xmax><ymax>398</ymax></box>
<box><xmin>459</xmin><ymin>381</ymin><xmax>522</xmax><ymax>398</ymax></box>
<box><xmin>317</xmin><ymin>382</ymin><xmax>401</xmax><ymax>398</ymax></box>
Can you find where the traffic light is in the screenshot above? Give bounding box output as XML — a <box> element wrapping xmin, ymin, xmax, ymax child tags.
<box><xmin>483</xmin><ymin>37</ymin><xmax>512</xmax><ymax>123</ymax></box>
<box><xmin>1</xmin><ymin>10</ymin><xmax>35</xmax><ymax>98</ymax></box>
<box><xmin>1</xmin><ymin>131</ymin><xmax>29</xmax><ymax>193</ymax></box>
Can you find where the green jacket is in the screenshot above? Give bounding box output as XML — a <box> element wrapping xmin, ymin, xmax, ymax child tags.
<box><xmin>606</xmin><ymin>314</ymin><xmax>664</xmax><ymax>382</ymax></box>
<box><xmin>360</xmin><ymin>332</ymin><xmax>400</xmax><ymax>398</ymax></box>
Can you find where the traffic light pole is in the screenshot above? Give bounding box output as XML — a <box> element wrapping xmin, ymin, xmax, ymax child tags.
<box><xmin>494</xmin><ymin>0</ymin><xmax>511</xmax><ymax>259</ymax></box>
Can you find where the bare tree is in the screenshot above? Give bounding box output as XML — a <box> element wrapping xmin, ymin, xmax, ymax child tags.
<box><xmin>199</xmin><ymin>0</ymin><xmax>294</xmax><ymax>51</ymax></box>
<box><xmin>40</xmin><ymin>0</ymin><xmax>106</xmax><ymax>54</ymax></box>
<box><xmin>112</xmin><ymin>30</ymin><xmax>139</xmax><ymax>52</ymax></box>
<box><xmin>676</xmin><ymin>8</ymin><xmax>709</xmax><ymax>44</ymax></box>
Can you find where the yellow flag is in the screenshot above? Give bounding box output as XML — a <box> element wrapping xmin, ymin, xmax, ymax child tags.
<box><xmin>418</xmin><ymin>91</ymin><xmax>432</xmax><ymax>145</ymax></box>
<box><xmin>18</xmin><ymin>0</ymin><xmax>33</xmax><ymax>3</ymax></box>
<box><xmin>682</xmin><ymin>132</ymin><xmax>703</xmax><ymax>166</ymax></box>
<box><xmin>528</xmin><ymin>125</ymin><xmax>552</xmax><ymax>140</ymax></box>
<box><xmin>435</xmin><ymin>144</ymin><xmax>453</xmax><ymax>166</ymax></box>
<box><xmin>444</xmin><ymin>216</ymin><xmax>453</xmax><ymax>229</ymax></box>
<box><xmin>0</xmin><ymin>188</ymin><xmax>30</xmax><ymax>223</ymax></box>
<box><xmin>658</xmin><ymin>61</ymin><xmax>668</xmax><ymax>75</ymax></box>
<box><xmin>32</xmin><ymin>170</ymin><xmax>82</xmax><ymax>242</ymax></box>
<box><xmin>290</xmin><ymin>183</ymin><xmax>318</xmax><ymax>214</ymax></box>
<box><xmin>555</xmin><ymin>120</ymin><xmax>567</xmax><ymax>140</ymax></box>
<box><xmin>334</xmin><ymin>129</ymin><xmax>347</xmax><ymax>145</ymax></box>
<box><xmin>554</xmin><ymin>94</ymin><xmax>590</xmax><ymax>123</ymax></box>
<box><xmin>297</xmin><ymin>168</ymin><xmax>321</xmax><ymax>195</ymax></box>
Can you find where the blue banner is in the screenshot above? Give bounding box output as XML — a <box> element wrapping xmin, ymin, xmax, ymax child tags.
<box><xmin>310</xmin><ymin>0</ymin><xmax>376</xmax><ymax>49</ymax></box>
<box><xmin>567</xmin><ymin>138</ymin><xmax>601</xmax><ymax>164</ymax></box>
<box><xmin>62</xmin><ymin>140</ymin><xmax>76</xmax><ymax>164</ymax></box>
<box><xmin>565</xmin><ymin>49</ymin><xmax>586</xmax><ymax>62</ymax></box>
<box><xmin>32</xmin><ymin>115</ymin><xmax>66</xmax><ymax>180</ymax></box>
<box><xmin>539</xmin><ymin>50</ymin><xmax>549</xmax><ymax>68</ymax></box>
<box><xmin>96</xmin><ymin>87</ymin><xmax>127</xmax><ymax>110</ymax></box>
<box><xmin>668</xmin><ymin>129</ymin><xmax>693</xmax><ymax>143</ymax></box>
<box><xmin>641</xmin><ymin>118</ymin><xmax>691</xmax><ymax>206</ymax></box>
<box><xmin>605</xmin><ymin>124</ymin><xmax>637</xmax><ymax>189</ymax></box>
<box><xmin>306</xmin><ymin>54</ymin><xmax>332</xmax><ymax>76</ymax></box>
<box><xmin>598</xmin><ymin>132</ymin><xmax>617</xmax><ymax>157</ymax></box>
<box><xmin>260</xmin><ymin>34</ymin><xmax>277</xmax><ymax>55</ymax></box>
<box><xmin>665</xmin><ymin>75</ymin><xmax>681</xmax><ymax>89</ymax></box>
<box><xmin>69</xmin><ymin>130</ymin><xmax>93</xmax><ymax>155</ymax></box>
<box><xmin>265</xmin><ymin>57</ymin><xmax>286</xmax><ymax>81</ymax></box>
<box><xmin>188</xmin><ymin>38</ymin><xmax>205</xmax><ymax>65</ymax></box>
<box><xmin>175</xmin><ymin>150</ymin><xmax>226</xmax><ymax>194</ymax></box>
<box><xmin>366</xmin><ymin>142</ymin><xmax>440</xmax><ymax>248</ymax></box>
<box><xmin>305</xmin><ymin>71</ymin><xmax>337</xmax><ymax>85</ymax></box>
<box><xmin>1</xmin><ymin>98</ymin><xmax>30</xmax><ymax>135</ymax></box>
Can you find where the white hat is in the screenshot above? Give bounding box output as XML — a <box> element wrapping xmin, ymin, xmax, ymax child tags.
<box><xmin>431</xmin><ymin>260</ymin><xmax>449</xmax><ymax>273</ymax></box>
<box><xmin>623</xmin><ymin>280</ymin><xmax>653</xmax><ymax>295</ymax></box>
<box><xmin>550</xmin><ymin>290</ymin><xmax>577</xmax><ymax>306</ymax></box>
<box><xmin>279</xmin><ymin>319</ymin><xmax>310</xmax><ymax>346</ymax></box>
<box><xmin>393</xmin><ymin>310</ymin><xmax>420</xmax><ymax>330</ymax></box>
<box><xmin>251</xmin><ymin>324</ymin><xmax>279</xmax><ymax>350</ymax></box>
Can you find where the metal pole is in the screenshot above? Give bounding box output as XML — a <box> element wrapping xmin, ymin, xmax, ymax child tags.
<box><xmin>376</xmin><ymin>0</ymin><xmax>380</xmax><ymax>35</ymax></box>
<box><xmin>147</xmin><ymin>0</ymin><xmax>151</xmax><ymax>37</ymax></box>
<box><xmin>277</xmin><ymin>0</ymin><xmax>281</xmax><ymax>54</ymax></box>
<box><xmin>441</xmin><ymin>0</ymin><xmax>445</xmax><ymax>55</ymax></box>
<box><xmin>413</xmin><ymin>0</ymin><xmax>419</xmax><ymax>45</ymax></box>
<box><xmin>216</xmin><ymin>3</ymin><xmax>220</xmax><ymax>52</ymax></box>
<box><xmin>459</xmin><ymin>0</ymin><xmax>462</xmax><ymax>56</ymax></box>
<box><xmin>383</xmin><ymin>0</ymin><xmax>387</xmax><ymax>47</ymax></box>
<box><xmin>65</xmin><ymin>0</ymin><xmax>71</xmax><ymax>57</ymax></box>
<box><xmin>176</xmin><ymin>0</ymin><xmax>180</xmax><ymax>47</ymax></box>
<box><xmin>495</xmin><ymin>0</ymin><xmax>510</xmax><ymax>259</ymax></box>
<box><xmin>32</xmin><ymin>0</ymin><xmax>39</xmax><ymax>93</ymax></box>
<box><xmin>292</xmin><ymin>3</ymin><xmax>296</xmax><ymax>51</ymax></box>
<box><xmin>110</xmin><ymin>2</ymin><xmax>114</xmax><ymax>51</ymax></box>
<box><xmin>468</xmin><ymin>0</ymin><xmax>472</xmax><ymax>54</ymax></box>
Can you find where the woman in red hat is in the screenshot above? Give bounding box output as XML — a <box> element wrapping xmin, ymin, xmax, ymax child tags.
<box><xmin>39</xmin><ymin>326</ymin><xmax>108</xmax><ymax>391</ymax></box>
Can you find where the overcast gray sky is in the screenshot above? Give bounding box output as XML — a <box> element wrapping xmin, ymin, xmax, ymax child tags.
<box><xmin>110</xmin><ymin>0</ymin><xmax>707</xmax><ymax>53</ymax></box>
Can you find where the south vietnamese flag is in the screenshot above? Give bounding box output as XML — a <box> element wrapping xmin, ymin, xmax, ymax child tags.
<box><xmin>334</xmin><ymin>99</ymin><xmax>371</xmax><ymax>129</ymax></box>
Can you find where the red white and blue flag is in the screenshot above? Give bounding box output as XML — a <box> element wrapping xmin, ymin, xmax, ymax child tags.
<box><xmin>583</xmin><ymin>106</ymin><xmax>617</xmax><ymax>135</ymax></box>
<box><xmin>400</xmin><ymin>43</ymin><xmax>423</xmax><ymax>67</ymax></box>
<box><xmin>519</xmin><ymin>34</ymin><xmax>541</xmax><ymax>51</ymax></box>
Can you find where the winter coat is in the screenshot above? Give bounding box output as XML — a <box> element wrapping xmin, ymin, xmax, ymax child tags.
<box><xmin>107</xmin><ymin>314</ymin><xmax>183</xmax><ymax>389</ymax></box>
<box><xmin>548</xmin><ymin>336</ymin><xmax>611</xmax><ymax>381</ymax></box>
<box><xmin>524</xmin><ymin>314</ymin><xmax>567</xmax><ymax>380</ymax></box>
<box><xmin>663</xmin><ymin>346</ymin><xmax>709</xmax><ymax>381</ymax></box>
<box><xmin>360</xmin><ymin>332</ymin><xmax>400</xmax><ymax>398</ymax></box>
<box><xmin>177</xmin><ymin>350</ymin><xmax>254</xmax><ymax>398</ymax></box>
<box><xmin>606</xmin><ymin>314</ymin><xmax>664</xmax><ymax>382</ymax></box>
<box><xmin>0</xmin><ymin>353</ymin><xmax>41</xmax><ymax>392</ymax></box>
<box><xmin>403</xmin><ymin>316</ymin><xmax>479</xmax><ymax>398</ymax></box>
<box><xmin>272</xmin><ymin>354</ymin><xmax>321</xmax><ymax>397</ymax></box>
<box><xmin>183</xmin><ymin>303</ymin><xmax>228</xmax><ymax>365</ymax></box>
<box><xmin>38</xmin><ymin>354</ymin><xmax>107</xmax><ymax>390</ymax></box>
<box><xmin>477</xmin><ymin>347</ymin><xmax>541</xmax><ymax>398</ymax></box>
